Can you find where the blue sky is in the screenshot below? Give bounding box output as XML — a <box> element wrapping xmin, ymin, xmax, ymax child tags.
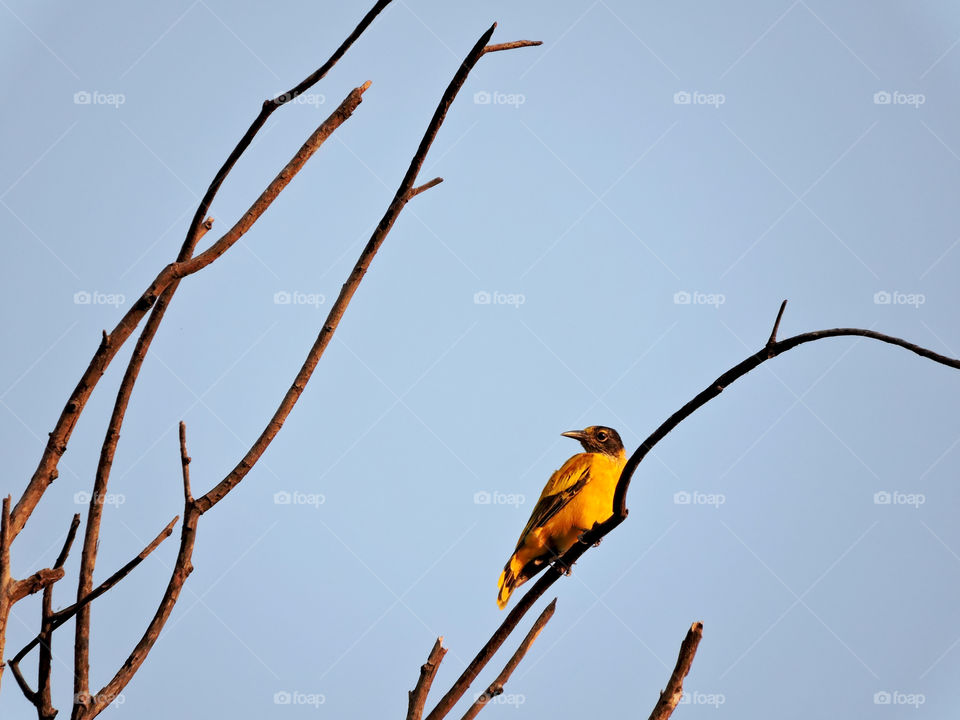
<box><xmin>3</xmin><ymin>1</ymin><xmax>960</xmax><ymax>718</ymax></box>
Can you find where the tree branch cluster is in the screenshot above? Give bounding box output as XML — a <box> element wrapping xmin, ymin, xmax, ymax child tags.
<box><xmin>1</xmin><ymin>5</ymin><xmax>542</xmax><ymax>719</ymax></box>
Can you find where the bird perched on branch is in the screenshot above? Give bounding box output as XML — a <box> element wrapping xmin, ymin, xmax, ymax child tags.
<box><xmin>496</xmin><ymin>426</ymin><xmax>626</xmax><ymax>609</ymax></box>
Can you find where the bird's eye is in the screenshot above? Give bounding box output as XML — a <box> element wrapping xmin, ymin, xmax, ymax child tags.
<box><xmin>597</xmin><ymin>431</ymin><xmax>608</xmax><ymax>441</ymax></box>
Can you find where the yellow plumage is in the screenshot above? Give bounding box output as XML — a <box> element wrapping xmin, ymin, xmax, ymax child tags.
<box><xmin>497</xmin><ymin>426</ymin><xmax>626</xmax><ymax>609</ymax></box>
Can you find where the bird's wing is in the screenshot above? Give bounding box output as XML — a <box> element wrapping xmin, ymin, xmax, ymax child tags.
<box><xmin>513</xmin><ymin>454</ymin><xmax>593</xmax><ymax>551</ymax></box>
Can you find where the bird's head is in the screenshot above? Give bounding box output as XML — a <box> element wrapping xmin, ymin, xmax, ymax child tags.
<box><xmin>561</xmin><ymin>426</ymin><xmax>624</xmax><ymax>457</ymax></box>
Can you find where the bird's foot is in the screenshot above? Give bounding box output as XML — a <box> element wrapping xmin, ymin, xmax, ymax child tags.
<box><xmin>551</xmin><ymin>557</ymin><xmax>574</xmax><ymax>576</ymax></box>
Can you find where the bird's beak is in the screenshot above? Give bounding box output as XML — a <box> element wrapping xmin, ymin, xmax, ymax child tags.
<box><xmin>561</xmin><ymin>430</ymin><xmax>587</xmax><ymax>441</ymax></box>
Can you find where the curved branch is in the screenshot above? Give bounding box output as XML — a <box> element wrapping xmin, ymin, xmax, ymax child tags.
<box><xmin>195</xmin><ymin>24</ymin><xmax>540</xmax><ymax>513</ymax></box>
<box><xmin>649</xmin><ymin>622</ymin><xmax>703</xmax><ymax>720</ymax></box>
<box><xmin>11</xmin><ymin>0</ymin><xmax>394</xmax><ymax>541</ymax></box>
<box><xmin>70</xmin><ymin>81</ymin><xmax>369</xmax><ymax>702</ymax></box>
<box><xmin>425</xmin><ymin>301</ymin><xmax>960</xmax><ymax>720</ymax></box>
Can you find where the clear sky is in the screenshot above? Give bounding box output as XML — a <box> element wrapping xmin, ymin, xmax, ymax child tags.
<box><xmin>3</xmin><ymin>1</ymin><xmax>960</xmax><ymax>718</ymax></box>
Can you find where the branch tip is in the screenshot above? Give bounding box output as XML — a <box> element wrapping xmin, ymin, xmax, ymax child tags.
<box><xmin>767</xmin><ymin>299</ymin><xmax>788</xmax><ymax>346</ymax></box>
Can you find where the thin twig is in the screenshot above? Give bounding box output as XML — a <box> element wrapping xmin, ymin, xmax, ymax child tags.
<box><xmin>482</xmin><ymin>40</ymin><xmax>542</xmax><ymax>54</ymax></box>
<box><xmin>766</xmin><ymin>299</ymin><xmax>787</xmax><ymax>347</ymax></box>
<box><xmin>425</xmin><ymin>304</ymin><xmax>960</xmax><ymax>720</ymax></box>
<box><xmin>74</xmin><ymin>427</ymin><xmax>199</xmax><ymax>719</ymax></box>
<box><xmin>11</xmin><ymin>514</ymin><xmax>81</xmax><ymax>719</ymax></box>
<box><xmin>408</xmin><ymin>177</ymin><xmax>444</xmax><ymax>199</ymax></box>
<box><xmin>9</xmin><ymin>515</ymin><xmax>176</xmax><ymax>701</ymax></box>
<box><xmin>195</xmin><ymin>25</ymin><xmax>539</xmax><ymax>513</ymax></box>
<box><xmin>407</xmin><ymin>637</ymin><xmax>447</xmax><ymax>720</ymax></box>
<box><xmin>11</xmin><ymin>0</ymin><xmax>394</xmax><ymax>542</ymax></box>
<box><xmin>459</xmin><ymin>600</ymin><xmax>555</xmax><ymax>720</ymax></box>
<box><xmin>180</xmin><ymin>421</ymin><xmax>193</xmax><ymax>503</ymax></box>
<box><xmin>649</xmin><ymin>622</ymin><xmax>704</xmax><ymax>720</ymax></box>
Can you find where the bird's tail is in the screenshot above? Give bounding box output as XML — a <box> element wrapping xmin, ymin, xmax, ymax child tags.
<box><xmin>496</xmin><ymin>555</ymin><xmax>524</xmax><ymax>610</ymax></box>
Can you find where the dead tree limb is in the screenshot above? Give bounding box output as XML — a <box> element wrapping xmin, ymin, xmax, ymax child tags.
<box><xmin>459</xmin><ymin>599</ymin><xmax>556</xmax><ymax>720</ymax></box>
<box><xmin>407</xmin><ymin>638</ymin><xmax>447</xmax><ymax>720</ymax></box>
<box><xmin>3</xmin><ymin>18</ymin><xmax>541</xmax><ymax>718</ymax></box>
<box><xmin>195</xmin><ymin>21</ymin><xmax>539</xmax><ymax>513</ymax></box>
<box><xmin>649</xmin><ymin>622</ymin><xmax>704</xmax><ymax>720</ymax></box>
<box><xmin>9</xmin><ymin>0</ymin><xmax>395</xmax><ymax>543</ymax></box>
<box><xmin>424</xmin><ymin>300</ymin><xmax>960</xmax><ymax>720</ymax></box>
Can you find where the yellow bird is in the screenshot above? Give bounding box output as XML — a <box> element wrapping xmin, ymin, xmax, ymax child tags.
<box><xmin>496</xmin><ymin>426</ymin><xmax>626</xmax><ymax>609</ymax></box>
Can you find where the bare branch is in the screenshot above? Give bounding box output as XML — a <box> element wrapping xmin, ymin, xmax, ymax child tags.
<box><xmin>407</xmin><ymin>637</ymin><xmax>447</xmax><ymax>720</ymax></box>
<box><xmin>11</xmin><ymin>0</ymin><xmax>394</xmax><ymax>541</ymax></box>
<box><xmin>459</xmin><ymin>599</ymin><xmax>555</xmax><ymax>720</ymax></box>
<box><xmin>75</xmin><ymin>427</ymin><xmax>199</xmax><ymax>719</ymax></box>
<box><xmin>9</xmin><ymin>569</ymin><xmax>64</xmax><ymax>604</ymax></box>
<box><xmin>0</xmin><ymin>497</ymin><xmax>12</xmax><ymax>689</ymax></box>
<box><xmin>426</xmin><ymin>306</ymin><xmax>960</xmax><ymax>720</ymax></box>
<box><xmin>766</xmin><ymin>299</ymin><xmax>788</xmax><ymax>347</ymax></box>
<box><xmin>9</xmin><ymin>514</ymin><xmax>174</xmax><ymax>719</ymax></box>
<box><xmin>649</xmin><ymin>622</ymin><xmax>704</xmax><ymax>720</ymax></box>
<box><xmin>408</xmin><ymin>177</ymin><xmax>444</xmax><ymax>199</ymax></box>
<box><xmin>482</xmin><ymin>40</ymin><xmax>542</xmax><ymax>54</ymax></box>
<box><xmin>9</xmin><ymin>514</ymin><xmax>81</xmax><ymax>719</ymax></box>
<box><xmin>180</xmin><ymin>421</ymin><xmax>193</xmax><ymax>503</ymax></box>
<box><xmin>196</xmin><ymin>24</ymin><xmax>541</xmax><ymax>513</ymax></box>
